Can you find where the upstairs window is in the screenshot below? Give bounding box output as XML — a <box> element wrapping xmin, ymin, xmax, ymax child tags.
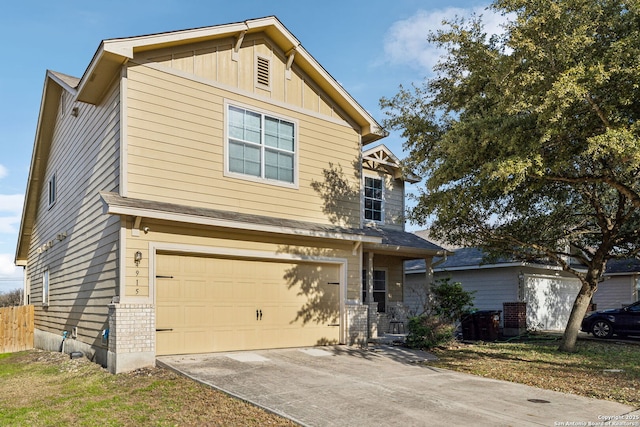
<box><xmin>364</xmin><ymin>177</ymin><xmax>383</xmax><ymax>222</ymax></box>
<box><xmin>48</xmin><ymin>173</ymin><xmax>57</xmax><ymax>207</ymax></box>
<box><xmin>227</xmin><ymin>105</ymin><xmax>296</xmax><ymax>186</ymax></box>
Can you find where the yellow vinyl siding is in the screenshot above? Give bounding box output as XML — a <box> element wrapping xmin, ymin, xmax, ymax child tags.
<box><xmin>125</xmin><ymin>63</ymin><xmax>362</xmax><ymax>227</ymax></box>
<box><xmin>27</xmin><ymin>81</ymin><xmax>121</xmax><ymax>347</ymax></box>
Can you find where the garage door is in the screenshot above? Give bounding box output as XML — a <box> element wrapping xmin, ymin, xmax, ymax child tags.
<box><xmin>523</xmin><ymin>275</ymin><xmax>581</xmax><ymax>331</ymax></box>
<box><xmin>155</xmin><ymin>253</ymin><xmax>341</xmax><ymax>355</ymax></box>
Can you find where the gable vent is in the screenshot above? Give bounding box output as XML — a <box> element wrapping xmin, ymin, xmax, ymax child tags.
<box><xmin>256</xmin><ymin>56</ymin><xmax>270</xmax><ymax>87</ymax></box>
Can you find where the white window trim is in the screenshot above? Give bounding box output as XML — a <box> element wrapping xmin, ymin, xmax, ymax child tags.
<box><xmin>42</xmin><ymin>269</ymin><xmax>49</xmax><ymax>306</ymax></box>
<box><xmin>363</xmin><ymin>174</ymin><xmax>384</xmax><ymax>224</ymax></box>
<box><xmin>48</xmin><ymin>173</ymin><xmax>57</xmax><ymax>208</ymax></box>
<box><xmin>223</xmin><ymin>100</ymin><xmax>299</xmax><ymax>189</ymax></box>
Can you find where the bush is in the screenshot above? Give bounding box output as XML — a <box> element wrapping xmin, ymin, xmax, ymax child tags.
<box><xmin>406</xmin><ymin>316</ymin><xmax>456</xmax><ymax>349</ymax></box>
<box><xmin>431</xmin><ymin>278</ymin><xmax>475</xmax><ymax>323</ymax></box>
<box><xmin>406</xmin><ymin>278</ymin><xmax>475</xmax><ymax>350</ymax></box>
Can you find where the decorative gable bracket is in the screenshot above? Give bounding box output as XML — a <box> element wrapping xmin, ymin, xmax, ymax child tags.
<box><xmin>232</xmin><ymin>30</ymin><xmax>247</xmax><ymax>62</ymax></box>
<box><xmin>285</xmin><ymin>47</ymin><xmax>297</xmax><ymax>80</ymax></box>
<box><xmin>362</xmin><ymin>144</ymin><xmax>420</xmax><ymax>183</ymax></box>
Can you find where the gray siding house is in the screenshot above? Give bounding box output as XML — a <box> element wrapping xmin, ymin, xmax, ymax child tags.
<box><xmin>405</xmin><ymin>247</ymin><xmax>640</xmax><ymax>332</ymax></box>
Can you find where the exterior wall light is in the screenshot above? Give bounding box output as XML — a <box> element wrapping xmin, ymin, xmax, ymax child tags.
<box><xmin>134</xmin><ymin>251</ymin><xmax>143</xmax><ymax>266</ymax></box>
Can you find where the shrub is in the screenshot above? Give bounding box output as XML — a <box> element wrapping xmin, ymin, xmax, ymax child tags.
<box><xmin>431</xmin><ymin>278</ymin><xmax>475</xmax><ymax>323</ymax></box>
<box><xmin>406</xmin><ymin>315</ymin><xmax>456</xmax><ymax>349</ymax></box>
<box><xmin>406</xmin><ymin>278</ymin><xmax>475</xmax><ymax>350</ymax></box>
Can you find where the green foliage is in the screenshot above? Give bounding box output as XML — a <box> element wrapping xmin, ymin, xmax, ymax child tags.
<box><xmin>431</xmin><ymin>278</ymin><xmax>476</xmax><ymax>323</ymax></box>
<box><xmin>381</xmin><ymin>0</ymin><xmax>640</xmax><ymax>351</ymax></box>
<box><xmin>406</xmin><ymin>316</ymin><xmax>456</xmax><ymax>350</ymax></box>
<box><xmin>406</xmin><ymin>278</ymin><xmax>475</xmax><ymax>349</ymax></box>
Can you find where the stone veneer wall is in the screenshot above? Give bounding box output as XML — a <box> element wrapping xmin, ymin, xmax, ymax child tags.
<box><xmin>107</xmin><ymin>303</ymin><xmax>155</xmax><ymax>373</ymax></box>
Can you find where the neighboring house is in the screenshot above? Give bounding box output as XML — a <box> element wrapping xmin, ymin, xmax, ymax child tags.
<box><xmin>405</xmin><ymin>247</ymin><xmax>640</xmax><ymax>332</ymax></box>
<box><xmin>594</xmin><ymin>258</ymin><xmax>640</xmax><ymax>309</ymax></box>
<box><xmin>15</xmin><ymin>17</ymin><xmax>445</xmax><ymax>373</ymax></box>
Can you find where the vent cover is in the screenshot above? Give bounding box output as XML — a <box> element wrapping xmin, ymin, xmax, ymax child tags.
<box><xmin>256</xmin><ymin>56</ymin><xmax>270</xmax><ymax>87</ymax></box>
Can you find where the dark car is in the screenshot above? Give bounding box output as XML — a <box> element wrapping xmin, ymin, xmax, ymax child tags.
<box><xmin>581</xmin><ymin>300</ymin><xmax>640</xmax><ymax>338</ymax></box>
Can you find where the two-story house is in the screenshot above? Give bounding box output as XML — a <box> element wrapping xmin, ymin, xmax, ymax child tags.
<box><xmin>15</xmin><ymin>17</ymin><xmax>445</xmax><ymax>373</ymax></box>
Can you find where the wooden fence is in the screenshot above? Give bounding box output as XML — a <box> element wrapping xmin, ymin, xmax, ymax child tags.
<box><xmin>0</xmin><ymin>305</ymin><xmax>34</xmax><ymax>353</ymax></box>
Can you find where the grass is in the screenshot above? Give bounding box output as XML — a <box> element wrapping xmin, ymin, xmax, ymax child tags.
<box><xmin>426</xmin><ymin>335</ymin><xmax>640</xmax><ymax>407</ymax></box>
<box><xmin>0</xmin><ymin>350</ymin><xmax>295</xmax><ymax>427</ymax></box>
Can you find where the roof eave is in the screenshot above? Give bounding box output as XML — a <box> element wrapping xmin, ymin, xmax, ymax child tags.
<box><xmin>100</xmin><ymin>192</ymin><xmax>381</xmax><ymax>244</ymax></box>
<box><xmin>15</xmin><ymin>72</ymin><xmax>65</xmax><ymax>264</ymax></box>
<box><xmin>364</xmin><ymin>243</ymin><xmax>445</xmax><ymax>259</ymax></box>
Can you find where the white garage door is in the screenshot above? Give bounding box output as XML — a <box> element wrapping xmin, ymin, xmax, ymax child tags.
<box><xmin>155</xmin><ymin>253</ymin><xmax>341</xmax><ymax>356</ymax></box>
<box><xmin>523</xmin><ymin>275</ymin><xmax>582</xmax><ymax>331</ymax></box>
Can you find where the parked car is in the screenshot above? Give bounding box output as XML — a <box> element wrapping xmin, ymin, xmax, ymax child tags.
<box><xmin>581</xmin><ymin>300</ymin><xmax>640</xmax><ymax>338</ymax></box>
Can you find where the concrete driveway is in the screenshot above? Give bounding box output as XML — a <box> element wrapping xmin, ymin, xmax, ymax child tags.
<box><xmin>157</xmin><ymin>345</ymin><xmax>637</xmax><ymax>427</ymax></box>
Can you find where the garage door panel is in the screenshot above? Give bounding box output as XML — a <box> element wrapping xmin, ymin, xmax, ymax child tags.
<box><xmin>184</xmin><ymin>279</ymin><xmax>207</xmax><ymax>299</ymax></box>
<box><xmin>524</xmin><ymin>275</ymin><xmax>581</xmax><ymax>331</ymax></box>
<box><xmin>156</xmin><ymin>254</ymin><xmax>341</xmax><ymax>356</ymax></box>
<box><xmin>184</xmin><ymin>304</ymin><xmax>210</xmax><ymax>325</ymax></box>
<box><xmin>183</xmin><ymin>330</ymin><xmax>213</xmax><ymax>353</ymax></box>
<box><xmin>157</xmin><ymin>331</ymin><xmax>183</xmax><ymax>355</ymax></box>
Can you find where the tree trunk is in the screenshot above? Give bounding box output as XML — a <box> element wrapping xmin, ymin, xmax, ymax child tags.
<box><xmin>558</xmin><ymin>281</ymin><xmax>597</xmax><ymax>352</ymax></box>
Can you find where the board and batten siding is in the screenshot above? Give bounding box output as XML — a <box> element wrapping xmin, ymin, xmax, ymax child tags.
<box><xmin>142</xmin><ymin>34</ymin><xmax>346</xmax><ymax>123</ymax></box>
<box><xmin>125</xmin><ymin>41</ymin><xmax>362</xmax><ymax>228</ymax></box>
<box><xmin>27</xmin><ymin>81</ymin><xmax>121</xmax><ymax>348</ymax></box>
<box><xmin>122</xmin><ymin>218</ymin><xmax>361</xmax><ymax>302</ymax></box>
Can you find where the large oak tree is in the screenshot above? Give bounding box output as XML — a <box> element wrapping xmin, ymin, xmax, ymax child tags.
<box><xmin>381</xmin><ymin>0</ymin><xmax>640</xmax><ymax>351</ymax></box>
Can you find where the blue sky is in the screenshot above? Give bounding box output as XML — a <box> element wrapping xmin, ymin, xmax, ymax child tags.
<box><xmin>0</xmin><ymin>0</ymin><xmax>506</xmax><ymax>293</ymax></box>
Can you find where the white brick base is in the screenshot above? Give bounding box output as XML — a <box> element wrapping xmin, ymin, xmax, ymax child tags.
<box><xmin>346</xmin><ymin>304</ymin><xmax>369</xmax><ymax>346</ymax></box>
<box><xmin>107</xmin><ymin>303</ymin><xmax>155</xmax><ymax>373</ymax></box>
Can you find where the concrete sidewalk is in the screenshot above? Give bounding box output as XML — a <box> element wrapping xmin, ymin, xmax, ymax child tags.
<box><xmin>157</xmin><ymin>345</ymin><xmax>637</xmax><ymax>427</ymax></box>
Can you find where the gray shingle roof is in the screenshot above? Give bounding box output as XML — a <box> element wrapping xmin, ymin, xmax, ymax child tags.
<box><xmin>362</xmin><ymin>227</ymin><xmax>446</xmax><ymax>252</ymax></box>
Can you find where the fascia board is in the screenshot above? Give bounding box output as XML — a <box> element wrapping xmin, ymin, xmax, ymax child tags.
<box><xmin>47</xmin><ymin>71</ymin><xmax>78</xmax><ymax>95</ymax></box>
<box><xmin>291</xmin><ymin>47</ymin><xmax>384</xmax><ymax>142</ymax></box>
<box><xmin>365</xmin><ymin>243</ymin><xmax>444</xmax><ymax>258</ymax></box>
<box><xmin>15</xmin><ymin>73</ymin><xmax>62</xmax><ymax>263</ymax></box>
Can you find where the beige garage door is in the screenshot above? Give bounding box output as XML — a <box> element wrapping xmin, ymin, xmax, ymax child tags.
<box><xmin>156</xmin><ymin>253</ymin><xmax>341</xmax><ymax>356</ymax></box>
